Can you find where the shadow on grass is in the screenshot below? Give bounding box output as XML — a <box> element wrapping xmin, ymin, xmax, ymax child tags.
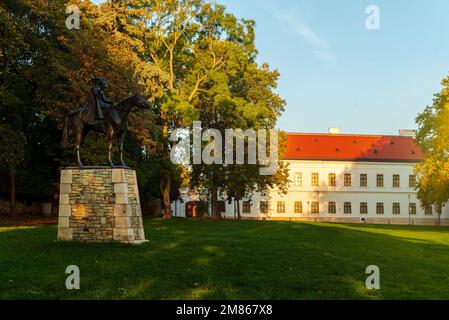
<box><xmin>0</xmin><ymin>218</ymin><xmax>449</xmax><ymax>299</ymax></box>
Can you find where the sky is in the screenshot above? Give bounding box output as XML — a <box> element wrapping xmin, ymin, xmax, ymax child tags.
<box><xmin>93</xmin><ymin>0</ymin><xmax>449</xmax><ymax>135</ymax></box>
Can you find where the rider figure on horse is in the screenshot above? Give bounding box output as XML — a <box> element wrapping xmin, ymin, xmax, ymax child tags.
<box><xmin>86</xmin><ymin>77</ymin><xmax>114</xmax><ymax>125</ymax></box>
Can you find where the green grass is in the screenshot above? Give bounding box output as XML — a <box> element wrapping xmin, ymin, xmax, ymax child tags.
<box><xmin>1</xmin><ymin>218</ymin><xmax>449</xmax><ymax>299</ymax></box>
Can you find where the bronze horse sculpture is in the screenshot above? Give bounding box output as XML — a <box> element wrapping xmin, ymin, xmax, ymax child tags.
<box><xmin>62</xmin><ymin>94</ymin><xmax>152</xmax><ymax>167</ymax></box>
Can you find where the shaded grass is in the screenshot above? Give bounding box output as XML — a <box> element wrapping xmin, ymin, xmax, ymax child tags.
<box><xmin>1</xmin><ymin>218</ymin><xmax>449</xmax><ymax>299</ymax></box>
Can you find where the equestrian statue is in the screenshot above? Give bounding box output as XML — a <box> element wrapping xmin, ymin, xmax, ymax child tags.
<box><xmin>62</xmin><ymin>77</ymin><xmax>152</xmax><ymax>167</ymax></box>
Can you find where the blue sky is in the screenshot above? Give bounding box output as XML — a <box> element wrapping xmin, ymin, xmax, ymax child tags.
<box><xmin>93</xmin><ymin>0</ymin><xmax>449</xmax><ymax>135</ymax></box>
<box><xmin>220</xmin><ymin>0</ymin><xmax>449</xmax><ymax>134</ymax></box>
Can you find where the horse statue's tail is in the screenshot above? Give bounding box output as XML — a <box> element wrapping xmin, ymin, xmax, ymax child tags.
<box><xmin>61</xmin><ymin>116</ymin><xmax>69</xmax><ymax>149</ymax></box>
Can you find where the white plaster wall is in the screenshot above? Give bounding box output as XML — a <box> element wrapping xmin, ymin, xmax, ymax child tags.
<box><xmin>172</xmin><ymin>160</ymin><xmax>448</xmax><ymax>223</ymax></box>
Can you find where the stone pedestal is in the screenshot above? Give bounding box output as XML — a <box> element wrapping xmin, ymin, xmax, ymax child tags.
<box><xmin>57</xmin><ymin>168</ymin><xmax>147</xmax><ymax>244</ymax></box>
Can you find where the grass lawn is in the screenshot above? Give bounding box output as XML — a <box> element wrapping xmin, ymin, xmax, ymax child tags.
<box><xmin>1</xmin><ymin>218</ymin><xmax>449</xmax><ymax>299</ymax></box>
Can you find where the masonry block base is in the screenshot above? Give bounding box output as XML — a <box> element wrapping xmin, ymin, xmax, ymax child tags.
<box><xmin>57</xmin><ymin>168</ymin><xmax>147</xmax><ymax>244</ymax></box>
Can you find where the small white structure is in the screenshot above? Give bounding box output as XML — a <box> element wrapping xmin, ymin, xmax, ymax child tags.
<box><xmin>172</xmin><ymin>131</ymin><xmax>449</xmax><ymax>225</ymax></box>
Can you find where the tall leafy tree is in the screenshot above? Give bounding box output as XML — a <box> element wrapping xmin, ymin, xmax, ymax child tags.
<box><xmin>117</xmin><ymin>0</ymin><xmax>288</xmax><ymax>218</ymax></box>
<box><xmin>415</xmin><ymin>75</ymin><xmax>449</xmax><ymax>224</ymax></box>
<box><xmin>0</xmin><ymin>0</ymin><xmax>74</xmax><ymax>212</ymax></box>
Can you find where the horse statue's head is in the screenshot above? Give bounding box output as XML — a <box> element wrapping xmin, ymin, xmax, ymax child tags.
<box><xmin>130</xmin><ymin>94</ymin><xmax>152</xmax><ymax>110</ymax></box>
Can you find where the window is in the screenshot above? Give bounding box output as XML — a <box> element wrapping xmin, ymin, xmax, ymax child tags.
<box><xmin>294</xmin><ymin>201</ymin><xmax>303</xmax><ymax>214</ymax></box>
<box><xmin>360</xmin><ymin>174</ymin><xmax>368</xmax><ymax>187</ymax></box>
<box><xmin>277</xmin><ymin>201</ymin><xmax>285</xmax><ymax>214</ymax></box>
<box><xmin>294</xmin><ymin>172</ymin><xmax>302</xmax><ymax>187</ymax></box>
<box><xmin>376</xmin><ymin>174</ymin><xmax>384</xmax><ymax>187</ymax></box>
<box><xmin>311</xmin><ymin>173</ymin><xmax>319</xmax><ymax>187</ymax></box>
<box><xmin>344</xmin><ymin>202</ymin><xmax>352</xmax><ymax>214</ymax></box>
<box><xmin>425</xmin><ymin>205</ymin><xmax>433</xmax><ymax>215</ymax></box>
<box><xmin>261</xmin><ymin>188</ymin><xmax>269</xmax><ymax>197</ymax></box>
<box><xmin>393</xmin><ymin>203</ymin><xmax>400</xmax><ymax>215</ymax></box>
<box><xmin>243</xmin><ymin>201</ymin><xmax>251</xmax><ymax>213</ymax></box>
<box><xmin>260</xmin><ymin>201</ymin><xmax>269</xmax><ymax>214</ymax></box>
<box><xmin>328</xmin><ymin>173</ymin><xmax>336</xmax><ymax>187</ymax></box>
<box><xmin>219</xmin><ymin>201</ymin><xmax>226</xmax><ymax>213</ymax></box>
<box><xmin>344</xmin><ymin>174</ymin><xmax>352</xmax><ymax>187</ymax></box>
<box><xmin>393</xmin><ymin>175</ymin><xmax>400</xmax><ymax>188</ymax></box>
<box><xmin>311</xmin><ymin>202</ymin><xmax>319</xmax><ymax>214</ymax></box>
<box><xmin>376</xmin><ymin>202</ymin><xmax>384</xmax><ymax>214</ymax></box>
<box><xmin>360</xmin><ymin>202</ymin><xmax>368</xmax><ymax>214</ymax></box>
<box><xmin>328</xmin><ymin>202</ymin><xmax>336</xmax><ymax>214</ymax></box>
<box><xmin>409</xmin><ymin>175</ymin><xmax>416</xmax><ymax>188</ymax></box>
<box><xmin>409</xmin><ymin>203</ymin><xmax>417</xmax><ymax>215</ymax></box>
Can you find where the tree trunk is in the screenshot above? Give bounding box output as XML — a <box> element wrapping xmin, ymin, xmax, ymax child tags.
<box><xmin>236</xmin><ymin>198</ymin><xmax>241</xmax><ymax>220</ymax></box>
<box><xmin>10</xmin><ymin>171</ymin><xmax>16</xmax><ymax>217</ymax></box>
<box><xmin>160</xmin><ymin>175</ymin><xmax>172</xmax><ymax>219</ymax></box>
<box><xmin>168</xmin><ymin>48</ymin><xmax>175</xmax><ymax>91</ymax></box>
<box><xmin>210</xmin><ymin>188</ymin><xmax>221</xmax><ymax>219</ymax></box>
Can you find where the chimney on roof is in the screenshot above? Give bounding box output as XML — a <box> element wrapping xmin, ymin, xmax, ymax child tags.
<box><xmin>398</xmin><ymin>129</ymin><xmax>416</xmax><ymax>137</ymax></box>
<box><xmin>328</xmin><ymin>127</ymin><xmax>341</xmax><ymax>134</ymax></box>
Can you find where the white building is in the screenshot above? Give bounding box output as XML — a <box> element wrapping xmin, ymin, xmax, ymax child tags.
<box><xmin>172</xmin><ymin>129</ymin><xmax>449</xmax><ymax>225</ymax></box>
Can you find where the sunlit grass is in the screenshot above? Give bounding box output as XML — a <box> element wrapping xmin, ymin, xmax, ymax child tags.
<box><xmin>0</xmin><ymin>218</ymin><xmax>449</xmax><ymax>299</ymax></box>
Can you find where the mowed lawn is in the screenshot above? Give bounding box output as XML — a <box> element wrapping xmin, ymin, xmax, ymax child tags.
<box><xmin>1</xmin><ymin>218</ymin><xmax>449</xmax><ymax>299</ymax></box>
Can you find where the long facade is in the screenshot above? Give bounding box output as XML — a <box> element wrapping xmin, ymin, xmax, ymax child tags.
<box><xmin>172</xmin><ymin>131</ymin><xmax>449</xmax><ymax>225</ymax></box>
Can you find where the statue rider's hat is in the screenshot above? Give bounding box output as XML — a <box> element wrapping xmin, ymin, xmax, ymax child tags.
<box><xmin>92</xmin><ymin>76</ymin><xmax>108</xmax><ymax>88</ymax></box>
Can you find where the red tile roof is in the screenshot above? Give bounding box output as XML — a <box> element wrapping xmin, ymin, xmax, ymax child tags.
<box><xmin>284</xmin><ymin>133</ymin><xmax>424</xmax><ymax>163</ymax></box>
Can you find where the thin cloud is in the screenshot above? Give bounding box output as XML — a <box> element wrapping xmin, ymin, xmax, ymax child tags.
<box><xmin>271</xmin><ymin>7</ymin><xmax>336</xmax><ymax>62</ymax></box>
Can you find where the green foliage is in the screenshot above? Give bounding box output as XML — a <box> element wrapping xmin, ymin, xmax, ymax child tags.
<box><xmin>415</xmin><ymin>75</ymin><xmax>449</xmax><ymax>214</ymax></box>
<box><xmin>0</xmin><ymin>124</ymin><xmax>26</xmax><ymax>173</ymax></box>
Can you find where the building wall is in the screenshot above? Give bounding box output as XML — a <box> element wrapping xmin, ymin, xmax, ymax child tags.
<box><xmin>172</xmin><ymin>160</ymin><xmax>449</xmax><ymax>225</ymax></box>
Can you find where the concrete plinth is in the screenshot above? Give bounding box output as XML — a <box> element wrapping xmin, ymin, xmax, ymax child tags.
<box><xmin>57</xmin><ymin>167</ymin><xmax>147</xmax><ymax>244</ymax></box>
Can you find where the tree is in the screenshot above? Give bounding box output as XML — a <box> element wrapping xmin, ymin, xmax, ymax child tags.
<box><xmin>105</xmin><ymin>0</ymin><xmax>264</xmax><ymax>218</ymax></box>
<box><xmin>0</xmin><ymin>125</ymin><xmax>26</xmax><ymax>216</ymax></box>
<box><xmin>0</xmin><ymin>0</ymin><xmax>73</xmax><ymax>211</ymax></box>
<box><xmin>415</xmin><ymin>75</ymin><xmax>449</xmax><ymax>224</ymax></box>
<box><xmin>221</xmin><ymin>133</ymin><xmax>290</xmax><ymax>219</ymax></box>
<box><xmin>0</xmin><ymin>0</ymin><xmax>170</xmax><ymax>214</ymax></box>
<box><xmin>187</xmin><ymin>26</ymin><xmax>288</xmax><ymax>219</ymax></box>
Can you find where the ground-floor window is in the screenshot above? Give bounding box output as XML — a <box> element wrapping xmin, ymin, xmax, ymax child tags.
<box><xmin>328</xmin><ymin>202</ymin><xmax>336</xmax><ymax>214</ymax></box>
<box><xmin>425</xmin><ymin>205</ymin><xmax>433</xmax><ymax>215</ymax></box>
<box><xmin>360</xmin><ymin>202</ymin><xmax>368</xmax><ymax>214</ymax></box>
<box><xmin>344</xmin><ymin>202</ymin><xmax>352</xmax><ymax>214</ymax></box>
<box><xmin>311</xmin><ymin>202</ymin><xmax>319</xmax><ymax>214</ymax></box>
<box><xmin>294</xmin><ymin>201</ymin><xmax>303</xmax><ymax>214</ymax></box>
<box><xmin>243</xmin><ymin>201</ymin><xmax>251</xmax><ymax>213</ymax></box>
<box><xmin>393</xmin><ymin>203</ymin><xmax>401</xmax><ymax>215</ymax></box>
<box><xmin>376</xmin><ymin>202</ymin><xmax>384</xmax><ymax>214</ymax></box>
<box><xmin>277</xmin><ymin>201</ymin><xmax>285</xmax><ymax>214</ymax></box>
<box><xmin>409</xmin><ymin>203</ymin><xmax>417</xmax><ymax>215</ymax></box>
<box><xmin>260</xmin><ymin>201</ymin><xmax>269</xmax><ymax>214</ymax></box>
